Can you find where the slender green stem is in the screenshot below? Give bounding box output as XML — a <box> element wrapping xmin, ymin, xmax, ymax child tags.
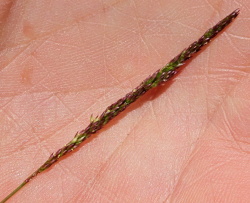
<box><xmin>0</xmin><ymin>182</ymin><xmax>26</xmax><ymax>203</ymax></box>
<box><xmin>1</xmin><ymin>8</ymin><xmax>240</xmax><ymax>203</ymax></box>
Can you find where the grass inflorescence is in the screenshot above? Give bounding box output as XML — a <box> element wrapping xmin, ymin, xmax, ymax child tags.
<box><xmin>1</xmin><ymin>8</ymin><xmax>240</xmax><ymax>203</ymax></box>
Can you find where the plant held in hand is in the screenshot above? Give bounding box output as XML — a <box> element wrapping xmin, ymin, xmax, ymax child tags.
<box><xmin>1</xmin><ymin>8</ymin><xmax>240</xmax><ymax>203</ymax></box>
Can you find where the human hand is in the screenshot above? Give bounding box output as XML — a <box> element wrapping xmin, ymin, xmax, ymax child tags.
<box><xmin>0</xmin><ymin>1</ymin><xmax>249</xmax><ymax>202</ymax></box>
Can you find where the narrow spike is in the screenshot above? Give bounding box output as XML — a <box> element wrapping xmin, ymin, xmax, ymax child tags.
<box><xmin>1</xmin><ymin>8</ymin><xmax>240</xmax><ymax>203</ymax></box>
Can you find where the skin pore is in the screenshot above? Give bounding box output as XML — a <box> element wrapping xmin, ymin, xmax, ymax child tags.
<box><xmin>0</xmin><ymin>1</ymin><xmax>250</xmax><ymax>202</ymax></box>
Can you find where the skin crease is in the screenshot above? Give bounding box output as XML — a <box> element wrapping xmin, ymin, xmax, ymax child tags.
<box><xmin>0</xmin><ymin>0</ymin><xmax>250</xmax><ymax>202</ymax></box>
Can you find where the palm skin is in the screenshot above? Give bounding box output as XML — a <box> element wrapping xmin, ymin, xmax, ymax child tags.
<box><xmin>0</xmin><ymin>1</ymin><xmax>249</xmax><ymax>203</ymax></box>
